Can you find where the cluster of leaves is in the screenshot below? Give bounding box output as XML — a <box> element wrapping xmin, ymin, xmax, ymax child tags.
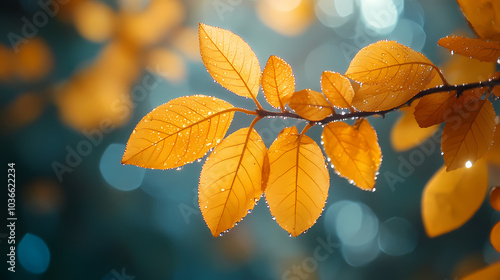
<box><xmin>122</xmin><ymin>16</ymin><xmax>500</xmax><ymax>241</ymax></box>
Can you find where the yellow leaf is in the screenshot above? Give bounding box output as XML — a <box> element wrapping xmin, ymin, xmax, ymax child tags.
<box><xmin>422</xmin><ymin>161</ymin><xmax>488</xmax><ymax>237</ymax></box>
<box><xmin>345</xmin><ymin>40</ymin><xmax>439</xmax><ymax>111</ymax></box>
<box><xmin>457</xmin><ymin>0</ymin><xmax>500</xmax><ymax>41</ymax></box>
<box><xmin>262</xmin><ymin>55</ymin><xmax>295</xmax><ymax>110</ymax></box>
<box><xmin>199</xmin><ymin>127</ymin><xmax>267</xmax><ymax>237</ymax></box>
<box><xmin>322</xmin><ymin>119</ymin><xmax>381</xmax><ymax>191</ymax></box>
<box><xmin>438</xmin><ymin>36</ymin><xmax>500</xmax><ymax>63</ymax></box>
<box><xmin>122</xmin><ymin>95</ymin><xmax>235</xmax><ymax>169</ymax></box>
<box><xmin>485</xmin><ymin>124</ymin><xmax>500</xmax><ymax>166</ymax></box>
<box><xmin>321</xmin><ymin>71</ymin><xmax>355</xmax><ymax>109</ymax></box>
<box><xmin>491</xmin><ymin>221</ymin><xmax>500</xmax><ymax>253</ymax></box>
<box><xmin>288</xmin><ymin>89</ymin><xmax>334</xmax><ymax>121</ymax></box>
<box><xmin>199</xmin><ymin>23</ymin><xmax>261</xmax><ymax>100</ymax></box>
<box><xmin>265</xmin><ymin>127</ymin><xmax>329</xmax><ymax>236</ymax></box>
<box><xmin>442</xmin><ymin>99</ymin><xmax>496</xmax><ymax>171</ymax></box>
<box><xmin>391</xmin><ymin>101</ymin><xmax>440</xmax><ymax>151</ymax></box>
<box><xmin>462</xmin><ymin>261</ymin><xmax>500</xmax><ymax>280</ymax></box>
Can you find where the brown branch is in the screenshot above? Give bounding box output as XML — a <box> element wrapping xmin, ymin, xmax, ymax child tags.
<box><xmin>253</xmin><ymin>77</ymin><xmax>500</xmax><ymax>126</ymax></box>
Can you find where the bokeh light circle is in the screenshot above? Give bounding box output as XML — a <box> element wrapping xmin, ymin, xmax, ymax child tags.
<box><xmin>18</xmin><ymin>233</ymin><xmax>50</xmax><ymax>274</ymax></box>
<box><xmin>378</xmin><ymin>217</ymin><xmax>418</xmax><ymax>256</ymax></box>
<box><xmin>99</xmin><ymin>143</ymin><xmax>145</xmax><ymax>191</ymax></box>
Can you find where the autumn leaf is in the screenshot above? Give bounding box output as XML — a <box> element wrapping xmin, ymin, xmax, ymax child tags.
<box><xmin>199</xmin><ymin>23</ymin><xmax>261</xmax><ymax>102</ymax></box>
<box><xmin>199</xmin><ymin>127</ymin><xmax>267</xmax><ymax>237</ymax></box>
<box><xmin>345</xmin><ymin>40</ymin><xmax>439</xmax><ymax>111</ymax></box>
<box><xmin>462</xmin><ymin>261</ymin><xmax>500</xmax><ymax>280</ymax></box>
<box><xmin>438</xmin><ymin>36</ymin><xmax>500</xmax><ymax>62</ymax></box>
<box><xmin>422</xmin><ymin>160</ymin><xmax>488</xmax><ymax>237</ymax></box>
<box><xmin>322</xmin><ymin>119</ymin><xmax>381</xmax><ymax>191</ymax></box>
<box><xmin>391</xmin><ymin>101</ymin><xmax>440</xmax><ymax>152</ymax></box>
<box><xmin>441</xmin><ymin>99</ymin><xmax>495</xmax><ymax>171</ymax></box>
<box><xmin>122</xmin><ymin>95</ymin><xmax>235</xmax><ymax>169</ymax></box>
<box><xmin>414</xmin><ymin>52</ymin><xmax>494</xmax><ymax>128</ymax></box>
<box><xmin>262</xmin><ymin>55</ymin><xmax>295</xmax><ymax>111</ymax></box>
<box><xmin>457</xmin><ymin>0</ymin><xmax>500</xmax><ymax>41</ymax></box>
<box><xmin>491</xmin><ymin>221</ymin><xmax>500</xmax><ymax>253</ymax></box>
<box><xmin>288</xmin><ymin>89</ymin><xmax>334</xmax><ymax>121</ymax></box>
<box><xmin>265</xmin><ymin>127</ymin><xmax>329</xmax><ymax>237</ymax></box>
<box><xmin>321</xmin><ymin>71</ymin><xmax>355</xmax><ymax>109</ymax></box>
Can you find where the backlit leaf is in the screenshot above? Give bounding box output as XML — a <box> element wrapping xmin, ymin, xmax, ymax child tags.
<box><xmin>122</xmin><ymin>95</ymin><xmax>235</xmax><ymax>169</ymax></box>
<box><xmin>265</xmin><ymin>127</ymin><xmax>329</xmax><ymax>237</ymax></box>
<box><xmin>321</xmin><ymin>71</ymin><xmax>355</xmax><ymax>109</ymax></box>
<box><xmin>441</xmin><ymin>99</ymin><xmax>495</xmax><ymax>171</ymax></box>
<box><xmin>391</xmin><ymin>101</ymin><xmax>440</xmax><ymax>151</ymax></box>
<box><xmin>422</xmin><ymin>160</ymin><xmax>488</xmax><ymax>237</ymax></box>
<box><xmin>457</xmin><ymin>0</ymin><xmax>500</xmax><ymax>41</ymax></box>
<box><xmin>199</xmin><ymin>23</ymin><xmax>261</xmax><ymax>100</ymax></box>
<box><xmin>414</xmin><ymin>52</ymin><xmax>494</xmax><ymax>128</ymax></box>
<box><xmin>438</xmin><ymin>36</ymin><xmax>500</xmax><ymax>62</ymax></box>
<box><xmin>491</xmin><ymin>221</ymin><xmax>500</xmax><ymax>253</ymax></box>
<box><xmin>462</xmin><ymin>261</ymin><xmax>500</xmax><ymax>280</ymax></box>
<box><xmin>288</xmin><ymin>89</ymin><xmax>334</xmax><ymax>121</ymax></box>
<box><xmin>262</xmin><ymin>55</ymin><xmax>295</xmax><ymax>110</ymax></box>
<box><xmin>322</xmin><ymin>119</ymin><xmax>381</xmax><ymax>191</ymax></box>
<box><xmin>199</xmin><ymin>127</ymin><xmax>267</xmax><ymax>237</ymax></box>
<box><xmin>414</xmin><ymin>91</ymin><xmax>454</xmax><ymax>128</ymax></box>
<box><xmin>345</xmin><ymin>40</ymin><xmax>439</xmax><ymax>111</ymax></box>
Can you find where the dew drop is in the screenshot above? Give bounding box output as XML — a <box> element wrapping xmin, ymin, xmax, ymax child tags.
<box><xmin>288</xmin><ymin>233</ymin><xmax>293</xmax><ymax>238</ymax></box>
<box><xmin>176</xmin><ymin>167</ymin><xmax>182</xmax><ymax>171</ymax></box>
<box><xmin>271</xmin><ymin>216</ymin><xmax>276</xmax><ymax>221</ymax></box>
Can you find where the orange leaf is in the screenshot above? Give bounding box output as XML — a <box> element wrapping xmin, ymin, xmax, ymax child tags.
<box><xmin>345</xmin><ymin>40</ymin><xmax>439</xmax><ymax>111</ymax></box>
<box><xmin>265</xmin><ymin>127</ymin><xmax>329</xmax><ymax>237</ymax></box>
<box><xmin>199</xmin><ymin>127</ymin><xmax>267</xmax><ymax>237</ymax></box>
<box><xmin>322</xmin><ymin>119</ymin><xmax>381</xmax><ymax>191</ymax></box>
<box><xmin>462</xmin><ymin>261</ymin><xmax>500</xmax><ymax>280</ymax></box>
<box><xmin>321</xmin><ymin>71</ymin><xmax>355</xmax><ymax>109</ymax></box>
<box><xmin>438</xmin><ymin>36</ymin><xmax>500</xmax><ymax>63</ymax></box>
<box><xmin>391</xmin><ymin>101</ymin><xmax>440</xmax><ymax>152</ymax></box>
<box><xmin>422</xmin><ymin>161</ymin><xmax>488</xmax><ymax>237</ymax></box>
<box><xmin>457</xmin><ymin>0</ymin><xmax>500</xmax><ymax>41</ymax></box>
<box><xmin>414</xmin><ymin>91</ymin><xmax>455</xmax><ymax>128</ymax></box>
<box><xmin>262</xmin><ymin>55</ymin><xmax>295</xmax><ymax>110</ymax></box>
<box><xmin>491</xmin><ymin>221</ymin><xmax>500</xmax><ymax>253</ymax></box>
<box><xmin>288</xmin><ymin>89</ymin><xmax>334</xmax><ymax>121</ymax></box>
<box><xmin>199</xmin><ymin>23</ymin><xmax>261</xmax><ymax>100</ymax></box>
<box><xmin>122</xmin><ymin>95</ymin><xmax>235</xmax><ymax>169</ymax></box>
<box><xmin>441</xmin><ymin>99</ymin><xmax>495</xmax><ymax>171</ymax></box>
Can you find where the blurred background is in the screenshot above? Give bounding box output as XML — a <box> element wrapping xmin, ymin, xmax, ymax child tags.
<box><xmin>1</xmin><ymin>0</ymin><xmax>499</xmax><ymax>279</ymax></box>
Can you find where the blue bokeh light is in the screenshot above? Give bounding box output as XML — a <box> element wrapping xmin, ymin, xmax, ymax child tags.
<box><xmin>378</xmin><ymin>217</ymin><xmax>418</xmax><ymax>256</ymax></box>
<box><xmin>99</xmin><ymin>143</ymin><xmax>146</xmax><ymax>191</ymax></box>
<box><xmin>18</xmin><ymin>233</ymin><xmax>50</xmax><ymax>274</ymax></box>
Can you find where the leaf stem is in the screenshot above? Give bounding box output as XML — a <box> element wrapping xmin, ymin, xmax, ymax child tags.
<box><xmin>251</xmin><ymin>77</ymin><xmax>500</xmax><ymax>125</ymax></box>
